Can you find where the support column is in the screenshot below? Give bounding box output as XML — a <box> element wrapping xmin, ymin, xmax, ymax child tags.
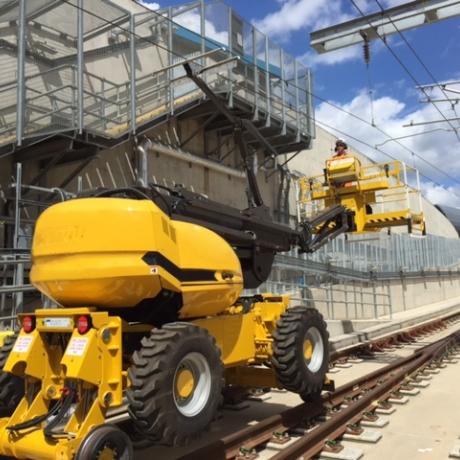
<box><xmin>294</xmin><ymin>60</ymin><xmax>300</xmax><ymax>142</ymax></box>
<box><xmin>13</xmin><ymin>164</ymin><xmax>23</xmax><ymax>323</ymax></box>
<box><xmin>252</xmin><ymin>28</ymin><xmax>258</xmax><ymax>120</ymax></box>
<box><xmin>77</xmin><ymin>0</ymin><xmax>84</xmax><ymax>133</ymax></box>
<box><xmin>228</xmin><ymin>6</ymin><xmax>233</xmax><ymax>107</ymax></box>
<box><xmin>265</xmin><ymin>35</ymin><xmax>270</xmax><ymax>127</ymax></box>
<box><xmin>280</xmin><ymin>49</ymin><xmax>286</xmax><ymax>135</ymax></box>
<box><xmin>130</xmin><ymin>13</ymin><xmax>137</xmax><ymax>134</ymax></box>
<box><xmin>16</xmin><ymin>0</ymin><xmax>26</xmax><ymax>146</ymax></box>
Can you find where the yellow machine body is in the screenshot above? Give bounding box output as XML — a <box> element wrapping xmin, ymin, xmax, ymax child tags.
<box><xmin>0</xmin><ymin>331</ymin><xmax>13</xmax><ymax>347</ymax></box>
<box><xmin>31</xmin><ymin>198</ymin><xmax>243</xmax><ymax>318</ymax></box>
<box><xmin>298</xmin><ymin>156</ymin><xmax>426</xmax><ymax>234</ymax></box>
<box><xmin>0</xmin><ymin>308</ymin><xmax>123</xmax><ymax>460</ymax></box>
<box><xmin>0</xmin><ymin>196</ymin><xmax>334</xmax><ymax>459</ymax></box>
<box><xmin>0</xmin><ymin>294</ymin><xmax>303</xmax><ymax>459</ymax></box>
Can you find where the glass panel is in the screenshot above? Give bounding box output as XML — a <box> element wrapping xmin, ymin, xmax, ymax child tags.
<box><xmin>81</xmin><ymin>2</ymin><xmax>130</xmax><ymax>136</ymax></box>
<box><xmin>283</xmin><ymin>53</ymin><xmax>296</xmax><ymax>124</ymax></box>
<box><xmin>254</xmin><ymin>29</ymin><xmax>266</xmax><ymax>68</ymax></box>
<box><xmin>172</xmin><ymin>4</ymin><xmax>201</xmax><ymax>34</ymax></box>
<box><xmin>268</xmin><ymin>41</ymin><xmax>282</xmax><ymax>119</ymax></box>
<box><xmin>242</xmin><ymin>20</ymin><xmax>253</xmax><ymax>64</ymax></box>
<box><xmin>23</xmin><ymin>0</ymin><xmax>79</xmax><ymax>139</ymax></box>
<box><xmin>204</xmin><ymin>2</ymin><xmax>229</xmax><ymax>48</ymax></box>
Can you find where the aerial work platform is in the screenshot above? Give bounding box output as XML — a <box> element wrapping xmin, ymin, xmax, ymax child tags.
<box><xmin>297</xmin><ymin>155</ymin><xmax>426</xmax><ymax>235</ymax></box>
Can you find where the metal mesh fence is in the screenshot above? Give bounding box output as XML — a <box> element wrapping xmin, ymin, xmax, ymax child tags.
<box><xmin>293</xmin><ymin>232</ymin><xmax>460</xmax><ymax>273</ymax></box>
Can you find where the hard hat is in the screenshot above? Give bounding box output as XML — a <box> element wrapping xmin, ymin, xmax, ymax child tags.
<box><xmin>335</xmin><ymin>139</ymin><xmax>348</xmax><ymax>150</ymax></box>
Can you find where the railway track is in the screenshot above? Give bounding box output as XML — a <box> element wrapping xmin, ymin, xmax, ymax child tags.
<box><xmin>329</xmin><ymin>310</ymin><xmax>460</xmax><ymax>368</ymax></box>
<box><xmin>178</xmin><ymin>325</ymin><xmax>460</xmax><ymax>460</ymax></box>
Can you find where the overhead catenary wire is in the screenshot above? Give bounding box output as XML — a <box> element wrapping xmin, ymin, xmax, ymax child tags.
<box><xmin>277</xmin><ymin>74</ymin><xmax>460</xmax><ymax>186</ymax></box>
<box><xmin>59</xmin><ymin>0</ymin><xmax>460</xmax><ymax>193</ymax></box>
<box><xmin>314</xmin><ymin>118</ymin><xmax>460</xmax><ymax>201</ymax></box>
<box><xmin>373</xmin><ymin>0</ymin><xmax>460</xmax><ymax>126</ymax></box>
<box><xmin>349</xmin><ymin>0</ymin><xmax>460</xmax><ymax>141</ymax></box>
<box><xmin>310</xmin><ymin>92</ymin><xmax>460</xmax><ymax>187</ymax></box>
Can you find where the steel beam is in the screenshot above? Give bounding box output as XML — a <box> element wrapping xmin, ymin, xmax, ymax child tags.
<box><xmin>16</xmin><ymin>0</ymin><xmax>26</xmax><ymax>146</ymax></box>
<box><xmin>310</xmin><ymin>0</ymin><xmax>460</xmax><ymax>54</ymax></box>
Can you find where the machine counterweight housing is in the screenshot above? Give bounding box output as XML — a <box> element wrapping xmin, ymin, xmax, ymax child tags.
<box><xmin>31</xmin><ymin>197</ymin><xmax>244</xmax><ymax>319</ymax></box>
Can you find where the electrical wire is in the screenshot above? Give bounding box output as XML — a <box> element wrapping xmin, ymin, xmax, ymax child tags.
<box><xmin>314</xmin><ymin>118</ymin><xmax>460</xmax><ymax>200</ymax></box>
<box><xmin>349</xmin><ymin>0</ymin><xmax>460</xmax><ymax>140</ymax></box>
<box><xmin>310</xmin><ymin>92</ymin><xmax>460</xmax><ymax>187</ymax></box>
<box><xmin>373</xmin><ymin>0</ymin><xmax>460</xmax><ymax>128</ymax></box>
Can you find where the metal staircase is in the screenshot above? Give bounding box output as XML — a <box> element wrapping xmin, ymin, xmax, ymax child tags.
<box><xmin>0</xmin><ymin>0</ymin><xmax>315</xmax><ymax>157</ymax></box>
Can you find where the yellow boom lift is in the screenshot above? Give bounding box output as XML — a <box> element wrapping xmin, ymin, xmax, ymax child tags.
<box><xmin>0</xmin><ymin>66</ymin><xmax>424</xmax><ymax>459</ymax></box>
<box><xmin>297</xmin><ymin>154</ymin><xmax>426</xmax><ymax>240</ymax></box>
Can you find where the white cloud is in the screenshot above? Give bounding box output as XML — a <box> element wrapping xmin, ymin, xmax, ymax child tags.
<box><xmin>137</xmin><ymin>1</ymin><xmax>160</xmax><ymax>11</ymax></box>
<box><xmin>299</xmin><ymin>45</ymin><xmax>362</xmax><ymax>67</ymax></box>
<box><xmin>252</xmin><ymin>0</ymin><xmax>393</xmax><ymax>66</ymax></box>
<box><xmin>253</xmin><ymin>0</ymin><xmax>353</xmax><ymax>40</ymax></box>
<box><xmin>422</xmin><ymin>183</ymin><xmax>460</xmax><ymax>207</ymax></box>
<box><xmin>136</xmin><ymin>3</ymin><xmax>228</xmax><ymax>45</ymax></box>
<box><xmin>315</xmin><ymin>83</ymin><xmax>460</xmax><ymax>207</ymax></box>
<box><xmin>173</xmin><ymin>10</ymin><xmax>228</xmax><ymax>44</ymax></box>
<box><xmin>254</xmin><ymin>0</ymin><xmax>416</xmax><ymax>41</ymax></box>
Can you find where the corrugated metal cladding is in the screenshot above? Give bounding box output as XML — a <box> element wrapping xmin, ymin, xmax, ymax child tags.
<box><xmin>436</xmin><ymin>205</ymin><xmax>460</xmax><ymax>236</ymax></box>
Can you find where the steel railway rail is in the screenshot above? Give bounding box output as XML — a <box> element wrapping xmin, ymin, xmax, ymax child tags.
<box><xmin>178</xmin><ymin>326</ymin><xmax>460</xmax><ymax>460</ymax></box>
<box><xmin>329</xmin><ymin>310</ymin><xmax>460</xmax><ymax>366</ymax></box>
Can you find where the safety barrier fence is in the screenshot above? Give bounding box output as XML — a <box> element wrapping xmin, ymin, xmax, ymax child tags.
<box><xmin>0</xmin><ymin>0</ymin><xmax>314</xmax><ymax>150</ymax></box>
<box><xmin>245</xmin><ymin>243</ymin><xmax>460</xmax><ymax>320</ymax></box>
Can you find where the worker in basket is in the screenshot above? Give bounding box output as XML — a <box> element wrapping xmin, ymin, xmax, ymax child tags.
<box><xmin>333</xmin><ymin>139</ymin><xmax>348</xmax><ymax>158</ymax></box>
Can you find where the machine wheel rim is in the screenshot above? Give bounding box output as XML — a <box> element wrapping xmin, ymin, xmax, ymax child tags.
<box><xmin>173</xmin><ymin>352</ymin><xmax>211</xmax><ymax>417</ymax></box>
<box><xmin>304</xmin><ymin>326</ymin><xmax>324</xmax><ymax>373</ymax></box>
<box><xmin>97</xmin><ymin>445</ymin><xmax>117</xmax><ymax>460</ymax></box>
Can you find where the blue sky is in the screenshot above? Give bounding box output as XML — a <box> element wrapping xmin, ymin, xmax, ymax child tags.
<box><xmin>139</xmin><ymin>0</ymin><xmax>460</xmax><ymax>207</ymax></box>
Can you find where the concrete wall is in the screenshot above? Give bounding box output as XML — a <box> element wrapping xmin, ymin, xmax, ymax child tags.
<box><xmin>294</xmin><ymin>274</ymin><xmax>460</xmax><ymax>322</ymax></box>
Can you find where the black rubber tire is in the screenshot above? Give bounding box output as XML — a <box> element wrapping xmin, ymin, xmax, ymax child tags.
<box><xmin>272</xmin><ymin>307</ymin><xmax>329</xmax><ymax>397</ymax></box>
<box><xmin>75</xmin><ymin>424</ymin><xmax>133</xmax><ymax>460</ymax></box>
<box><xmin>0</xmin><ymin>334</ymin><xmax>24</xmax><ymax>416</ymax></box>
<box><xmin>126</xmin><ymin>322</ymin><xmax>224</xmax><ymax>446</ymax></box>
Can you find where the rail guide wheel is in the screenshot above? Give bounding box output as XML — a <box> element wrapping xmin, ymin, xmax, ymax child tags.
<box><xmin>127</xmin><ymin>322</ymin><xmax>224</xmax><ymax>446</ymax></box>
<box><xmin>75</xmin><ymin>425</ymin><xmax>133</xmax><ymax>460</ymax></box>
<box><xmin>0</xmin><ymin>334</ymin><xmax>24</xmax><ymax>416</ymax></box>
<box><xmin>272</xmin><ymin>307</ymin><xmax>329</xmax><ymax>399</ymax></box>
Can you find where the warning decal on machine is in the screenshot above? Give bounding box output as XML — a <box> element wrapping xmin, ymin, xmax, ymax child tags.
<box><xmin>43</xmin><ymin>317</ymin><xmax>72</xmax><ymax>328</ymax></box>
<box><xmin>13</xmin><ymin>336</ymin><xmax>34</xmax><ymax>353</ymax></box>
<box><xmin>65</xmin><ymin>337</ymin><xmax>89</xmax><ymax>356</ymax></box>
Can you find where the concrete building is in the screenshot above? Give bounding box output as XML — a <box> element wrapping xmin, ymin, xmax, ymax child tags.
<box><xmin>436</xmin><ymin>204</ymin><xmax>460</xmax><ymax>236</ymax></box>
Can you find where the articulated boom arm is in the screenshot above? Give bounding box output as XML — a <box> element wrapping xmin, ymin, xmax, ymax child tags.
<box><xmin>97</xmin><ymin>183</ymin><xmax>352</xmax><ymax>288</ymax></box>
<box><xmin>105</xmin><ymin>65</ymin><xmax>354</xmax><ymax>287</ymax></box>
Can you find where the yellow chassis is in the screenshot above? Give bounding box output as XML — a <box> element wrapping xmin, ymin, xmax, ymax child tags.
<box><xmin>0</xmin><ymin>295</ymin><xmax>330</xmax><ymax>459</ymax></box>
